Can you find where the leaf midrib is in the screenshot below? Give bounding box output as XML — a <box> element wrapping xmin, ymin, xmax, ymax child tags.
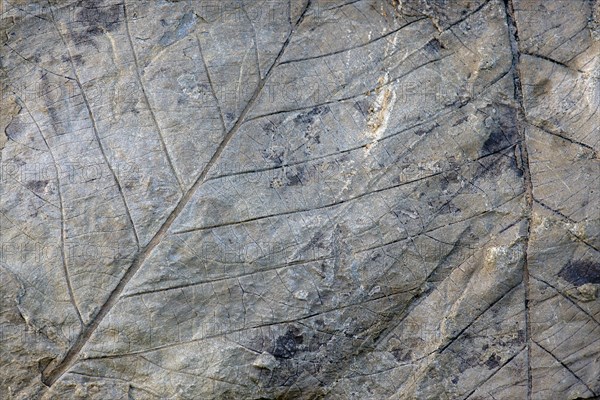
<box><xmin>40</xmin><ymin>0</ymin><xmax>313</xmax><ymax>387</ymax></box>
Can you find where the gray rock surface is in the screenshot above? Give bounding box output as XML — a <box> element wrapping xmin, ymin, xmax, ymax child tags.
<box><xmin>0</xmin><ymin>0</ymin><xmax>598</xmax><ymax>398</ymax></box>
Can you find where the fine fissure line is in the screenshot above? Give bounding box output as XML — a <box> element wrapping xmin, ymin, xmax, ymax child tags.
<box><xmin>504</xmin><ymin>1</ymin><xmax>534</xmax><ymax>399</ymax></box>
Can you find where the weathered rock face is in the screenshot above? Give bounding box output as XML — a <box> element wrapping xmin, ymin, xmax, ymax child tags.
<box><xmin>0</xmin><ymin>0</ymin><xmax>598</xmax><ymax>398</ymax></box>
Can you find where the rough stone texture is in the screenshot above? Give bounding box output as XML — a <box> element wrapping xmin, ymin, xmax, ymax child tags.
<box><xmin>0</xmin><ymin>0</ymin><xmax>598</xmax><ymax>399</ymax></box>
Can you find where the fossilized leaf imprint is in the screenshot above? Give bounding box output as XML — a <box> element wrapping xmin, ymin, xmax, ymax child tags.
<box><xmin>1</xmin><ymin>0</ymin><xmax>598</xmax><ymax>399</ymax></box>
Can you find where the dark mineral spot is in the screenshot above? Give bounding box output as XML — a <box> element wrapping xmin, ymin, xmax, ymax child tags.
<box><xmin>262</xmin><ymin>121</ymin><xmax>278</xmax><ymax>133</ymax></box>
<box><xmin>414</xmin><ymin>123</ymin><xmax>439</xmax><ymax>136</ymax></box>
<box><xmin>480</xmin><ymin>104</ymin><xmax>518</xmax><ymax>155</ymax></box>
<box><xmin>425</xmin><ymin>38</ymin><xmax>445</xmax><ymax>54</ymax></box>
<box><xmin>475</xmin><ymin>117</ymin><xmax>522</xmax><ymax>179</ymax></box>
<box><xmin>77</xmin><ymin>1</ymin><xmax>122</xmax><ymax>35</ymax></box>
<box><xmin>532</xmin><ymin>78</ymin><xmax>551</xmax><ymax>97</ymax></box>
<box><xmin>304</xmin><ymin>128</ymin><xmax>321</xmax><ymax>144</ymax></box>
<box><xmin>484</xmin><ymin>353</ymin><xmax>501</xmax><ymax>370</ymax></box>
<box><xmin>26</xmin><ymin>180</ymin><xmax>49</xmax><ymax>193</ymax></box>
<box><xmin>439</xmin><ymin>201</ymin><xmax>461</xmax><ymax>214</ymax></box>
<box><xmin>159</xmin><ymin>11</ymin><xmax>197</xmax><ymax>47</ymax></box>
<box><xmin>558</xmin><ymin>260</ymin><xmax>600</xmax><ymax>285</ymax></box>
<box><xmin>61</xmin><ymin>54</ymin><xmax>84</xmax><ymax>65</ymax></box>
<box><xmin>482</xmin><ymin>129</ymin><xmax>510</xmax><ymax>154</ymax></box>
<box><xmin>392</xmin><ymin>348</ymin><xmax>412</xmax><ymax>362</ymax></box>
<box><xmin>294</xmin><ymin>106</ymin><xmax>331</xmax><ymax>125</ymax></box>
<box><xmin>272</xmin><ymin>329</ymin><xmax>304</xmax><ymax>359</ymax></box>
<box><xmin>285</xmin><ymin>168</ymin><xmax>304</xmax><ymax>186</ymax></box>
